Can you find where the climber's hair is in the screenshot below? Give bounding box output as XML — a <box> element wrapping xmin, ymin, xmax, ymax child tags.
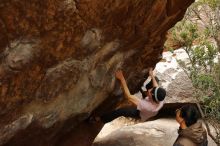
<box><xmin>151</xmin><ymin>87</ymin><xmax>166</xmax><ymax>102</ymax></box>
<box><xmin>179</xmin><ymin>105</ymin><xmax>200</xmax><ymax>127</ymax></box>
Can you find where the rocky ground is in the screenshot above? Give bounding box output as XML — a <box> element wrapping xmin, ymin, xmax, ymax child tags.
<box><xmin>94</xmin><ymin>118</ymin><xmax>217</xmax><ymax>146</ymax></box>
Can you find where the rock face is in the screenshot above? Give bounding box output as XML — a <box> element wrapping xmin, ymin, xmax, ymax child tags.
<box><xmin>0</xmin><ymin>0</ymin><xmax>194</xmax><ymax>145</ymax></box>
<box><xmin>93</xmin><ymin>118</ymin><xmax>217</xmax><ymax>146</ymax></box>
<box><xmin>94</xmin><ymin>119</ymin><xmax>179</xmax><ymax>146</ymax></box>
<box><xmin>155</xmin><ymin>49</ymin><xmax>196</xmax><ymax>103</ymax></box>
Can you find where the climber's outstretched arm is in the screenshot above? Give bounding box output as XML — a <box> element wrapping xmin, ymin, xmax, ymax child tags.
<box><xmin>149</xmin><ymin>67</ymin><xmax>159</xmax><ymax>87</ymax></box>
<box><xmin>115</xmin><ymin>70</ymin><xmax>140</xmax><ymax>106</ymax></box>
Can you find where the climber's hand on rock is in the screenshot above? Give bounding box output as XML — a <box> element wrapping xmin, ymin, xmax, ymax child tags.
<box><xmin>148</xmin><ymin>67</ymin><xmax>154</xmax><ymax>76</ymax></box>
<box><xmin>115</xmin><ymin>70</ymin><xmax>124</xmax><ymax>80</ymax></box>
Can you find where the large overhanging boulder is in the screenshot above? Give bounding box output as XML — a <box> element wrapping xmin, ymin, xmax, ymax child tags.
<box><xmin>0</xmin><ymin>0</ymin><xmax>194</xmax><ymax>145</ymax></box>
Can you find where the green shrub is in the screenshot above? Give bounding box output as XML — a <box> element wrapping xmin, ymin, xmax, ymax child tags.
<box><xmin>170</xmin><ymin>18</ymin><xmax>220</xmax><ymax>144</ymax></box>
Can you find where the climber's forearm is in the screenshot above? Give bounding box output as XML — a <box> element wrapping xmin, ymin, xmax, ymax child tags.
<box><xmin>150</xmin><ymin>74</ymin><xmax>159</xmax><ymax>87</ymax></box>
<box><xmin>119</xmin><ymin>78</ymin><xmax>132</xmax><ymax>99</ymax></box>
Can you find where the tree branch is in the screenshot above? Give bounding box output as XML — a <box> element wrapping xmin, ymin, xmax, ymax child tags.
<box><xmin>196</xmin><ymin>103</ymin><xmax>220</xmax><ymax>145</ymax></box>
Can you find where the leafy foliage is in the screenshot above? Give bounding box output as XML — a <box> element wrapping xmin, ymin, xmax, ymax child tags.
<box><xmin>170</xmin><ymin>4</ymin><xmax>220</xmax><ymax>143</ymax></box>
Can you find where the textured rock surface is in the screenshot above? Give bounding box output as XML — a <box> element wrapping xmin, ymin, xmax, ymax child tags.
<box><xmin>94</xmin><ymin>118</ymin><xmax>217</xmax><ymax>146</ymax></box>
<box><xmin>166</xmin><ymin>71</ymin><xmax>195</xmax><ymax>102</ymax></box>
<box><xmin>0</xmin><ymin>0</ymin><xmax>194</xmax><ymax>145</ymax></box>
<box><xmin>155</xmin><ymin>49</ymin><xmax>196</xmax><ymax>103</ymax></box>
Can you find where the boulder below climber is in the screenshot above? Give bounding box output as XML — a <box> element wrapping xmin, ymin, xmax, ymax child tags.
<box><xmin>94</xmin><ymin>118</ymin><xmax>217</xmax><ymax>146</ymax></box>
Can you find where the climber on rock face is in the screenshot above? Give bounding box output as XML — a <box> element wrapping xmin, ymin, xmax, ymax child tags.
<box><xmin>90</xmin><ymin>67</ymin><xmax>166</xmax><ymax>123</ymax></box>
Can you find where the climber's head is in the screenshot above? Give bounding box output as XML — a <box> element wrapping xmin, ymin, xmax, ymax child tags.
<box><xmin>147</xmin><ymin>87</ymin><xmax>166</xmax><ymax>102</ymax></box>
<box><xmin>175</xmin><ymin>105</ymin><xmax>200</xmax><ymax>127</ymax></box>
